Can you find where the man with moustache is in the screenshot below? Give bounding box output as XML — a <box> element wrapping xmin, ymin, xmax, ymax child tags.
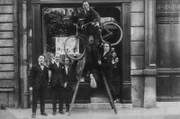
<box><xmin>30</xmin><ymin>55</ymin><xmax>49</xmax><ymax>118</ymax></box>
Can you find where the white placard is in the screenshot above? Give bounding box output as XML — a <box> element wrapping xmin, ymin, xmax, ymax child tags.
<box><xmin>55</xmin><ymin>37</ymin><xmax>79</xmax><ymax>55</ymax></box>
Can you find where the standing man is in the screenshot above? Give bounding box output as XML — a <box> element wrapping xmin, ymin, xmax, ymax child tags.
<box><xmin>30</xmin><ymin>55</ymin><xmax>49</xmax><ymax>118</ymax></box>
<box><xmin>62</xmin><ymin>57</ymin><xmax>77</xmax><ymax>112</ymax></box>
<box><xmin>98</xmin><ymin>42</ymin><xmax>118</xmax><ymax>102</ymax></box>
<box><xmin>49</xmin><ymin>55</ymin><xmax>65</xmax><ymax>115</ymax></box>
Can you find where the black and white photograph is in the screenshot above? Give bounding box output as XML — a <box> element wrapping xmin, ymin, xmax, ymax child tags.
<box><xmin>1</xmin><ymin>0</ymin><xmax>180</xmax><ymax>119</ymax></box>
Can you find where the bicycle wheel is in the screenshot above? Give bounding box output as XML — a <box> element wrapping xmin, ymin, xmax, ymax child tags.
<box><xmin>101</xmin><ymin>21</ymin><xmax>123</xmax><ymax>46</ymax></box>
<box><xmin>64</xmin><ymin>35</ymin><xmax>86</xmax><ymax>60</ymax></box>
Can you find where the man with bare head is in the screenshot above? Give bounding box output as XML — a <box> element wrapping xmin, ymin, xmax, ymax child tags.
<box><xmin>49</xmin><ymin>54</ymin><xmax>65</xmax><ymax>115</ymax></box>
<box><xmin>30</xmin><ymin>55</ymin><xmax>49</xmax><ymax>118</ymax></box>
<box><xmin>79</xmin><ymin>0</ymin><xmax>101</xmax><ymax>46</ymax></box>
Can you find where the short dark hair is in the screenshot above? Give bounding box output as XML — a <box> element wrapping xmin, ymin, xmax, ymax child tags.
<box><xmin>103</xmin><ymin>41</ymin><xmax>111</xmax><ymax>49</ymax></box>
<box><xmin>39</xmin><ymin>54</ymin><xmax>45</xmax><ymax>58</ymax></box>
<box><xmin>82</xmin><ymin>0</ymin><xmax>88</xmax><ymax>4</ymax></box>
<box><xmin>65</xmin><ymin>57</ymin><xmax>70</xmax><ymax>61</ymax></box>
<box><xmin>64</xmin><ymin>56</ymin><xmax>71</xmax><ymax>63</ymax></box>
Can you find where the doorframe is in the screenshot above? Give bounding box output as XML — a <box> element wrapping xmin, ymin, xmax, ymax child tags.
<box><xmin>28</xmin><ymin>0</ymin><xmax>131</xmax><ymax>104</ymax></box>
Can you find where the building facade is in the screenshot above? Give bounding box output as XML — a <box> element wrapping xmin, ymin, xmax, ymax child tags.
<box><xmin>0</xmin><ymin>0</ymin><xmax>177</xmax><ymax>108</ymax></box>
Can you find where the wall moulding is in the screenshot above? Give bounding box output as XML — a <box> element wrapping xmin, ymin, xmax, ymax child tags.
<box><xmin>156</xmin><ymin>0</ymin><xmax>180</xmax><ymax>13</ymax></box>
<box><xmin>156</xmin><ymin>16</ymin><xmax>180</xmax><ymax>23</ymax></box>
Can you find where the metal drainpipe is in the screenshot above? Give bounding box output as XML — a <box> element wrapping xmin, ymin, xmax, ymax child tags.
<box><xmin>13</xmin><ymin>0</ymin><xmax>20</xmax><ymax>108</ymax></box>
<box><xmin>21</xmin><ymin>0</ymin><xmax>28</xmax><ymax>108</ymax></box>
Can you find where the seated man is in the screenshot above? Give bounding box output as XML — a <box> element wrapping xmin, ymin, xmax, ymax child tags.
<box><xmin>78</xmin><ymin>0</ymin><xmax>101</xmax><ymax>46</ymax></box>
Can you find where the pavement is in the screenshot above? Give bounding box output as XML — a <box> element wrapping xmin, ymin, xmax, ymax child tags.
<box><xmin>1</xmin><ymin>102</ymin><xmax>180</xmax><ymax>119</ymax></box>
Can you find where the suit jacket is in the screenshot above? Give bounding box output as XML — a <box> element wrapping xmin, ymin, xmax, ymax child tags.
<box><xmin>100</xmin><ymin>51</ymin><xmax>113</xmax><ymax>81</ymax></box>
<box><xmin>61</xmin><ymin>61</ymin><xmax>77</xmax><ymax>90</ymax></box>
<box><xmin>79</xmin><ymin>7</ymin><xmax>100</xmax><ymax>24</ymax></box>
<box><xmin>30</xmin><ymin>64</ymin><xmax>49</xmax><ymax>89</ymax></box>
<box><xmin>49</xmin><ymin>62</ymin><xmax>64</xmax><ymax>87</ymax></box>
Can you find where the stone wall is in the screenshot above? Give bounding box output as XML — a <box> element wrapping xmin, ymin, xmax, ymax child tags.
<box><xmin>131</xmin><ymin>0</ymin><xmax>157</xmax><ymax>108</ymax></box>
<box><xmin>131</xmin><ymin>0</ymin><xmax>145</xmax><ymax>107</ymax></box>
<box><xmin>0</xmin><ymin>0</ymin><xmax>18</xmax><ymax>107</ymax></box>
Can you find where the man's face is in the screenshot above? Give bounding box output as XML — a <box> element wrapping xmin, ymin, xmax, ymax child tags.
<box><xmin>103</xmin><ymin>43</ymin><xmax>110</xmax><ymax>52</ymax></box>
<box><xmin>55</xmin><ymin>55</ymin><xmax>60</xmax><ymax>62</ymax></box>
<box><xmin>90</xmin><ymin>74</ymin><xmax>94</xmax><ymax>79</ymax></box>
<box><xmin>115</xmin><ymin>57</ymin><xmax>119</xmax><ymax>63</ymax></box>
<box><xmin>111</xmin><ymin>47</ymin><xmax>115</xmax><ymax>52</ymax></box>
<box><xmin>89</xmin><ymin>36</ymin><xmax>94</xmax><ymax>44</ymax></box>
<box><xmin>83</xmin><ymin>1</ymin><xmax>89</xmax><ymax>11</ymax></box>
<box><xmin>112</xmin><ymin>52</ymin><xmax>117</xmax><ymax>58</ymax></box>
<box><xmin>65</xmin><ymin>58</ymin><xmax>70</xmax><ymax>65</ymax></box>
<box><xmin>38</xmin><ymin>55</ymin><xmax>45</xmax><ymax>64</ymax></box>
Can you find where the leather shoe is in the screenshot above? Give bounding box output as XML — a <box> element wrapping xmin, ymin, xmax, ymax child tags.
<box><xmin>59</xmin><ymin>110</ymin><xmax>65</xmax><ymax>115</ymax></box>
<box><xmin>114</xmin><ymin>99</ymin><xmax>119</xmax><ymax>103</ymax></box>
<box><xmin>41</xmin><ymin>112</ymin><xmax>48</xmax><ymax>116</ymax></box>
<box><xmin>52</xmin><ymin>111</ymin><xmax>57</xmax><ymax>116</ymax></box>
<box><xmin>66</xmin><ymin>108</ymin><xmax>69</xmax><ymax>112</ymax></box>
<box><xmin>31</xmin><ymin>113</ymin><xmax>36</xmax><ymax>118</ymax></box>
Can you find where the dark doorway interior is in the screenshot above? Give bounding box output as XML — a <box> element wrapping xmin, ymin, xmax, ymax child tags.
<box><xmin>41</xmin><ymin>4</ymin><xmax>122</xmax><ymax>103</ymax></box>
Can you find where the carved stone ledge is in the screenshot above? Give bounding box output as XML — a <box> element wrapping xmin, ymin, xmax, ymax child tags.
<box><xmin>156</xmin><ymin>16</ymin><xmax>180</xmax><ymax>23</ymax></box>
<box><xmin>157</xmin><ymin>0</ymin><xmax>180</xmax><ymax>13</ymax></box>
<box><xmin>131</xmin><ymin>69</ymin><xmax>157</xmax><ymax>76</ymax></box>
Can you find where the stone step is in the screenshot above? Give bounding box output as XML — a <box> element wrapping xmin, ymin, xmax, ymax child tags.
<box><xmin>91</xmin><ymin>89</ymin><xmax>110</xmax><ymax>103</ymax></box>
<box><xmin>91</xmin><ymin>92</ymin><xmax>109</xmax><ymax>103</ymax></box>
<box><xmin>42</xmin><ymin>103</ymin><xmax>132</xmax><ymax>109</ymax></box>
<box><xmin>91</xmin><ymin>97</ymin><xmax>109</xmax><ymax>103</ymax></box>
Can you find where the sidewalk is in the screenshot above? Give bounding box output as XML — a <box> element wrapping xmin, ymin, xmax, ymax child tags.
<box><xmin>1</xmin><ymin>102</ymin><xmax>180</xmax><ymax>119</ymax></box>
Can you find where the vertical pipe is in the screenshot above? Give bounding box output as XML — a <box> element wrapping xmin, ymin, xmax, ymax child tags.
<box><xmin>22</xmin><ymin>0</ymin><xmax>28</xmax><ymax>108</ymax></box>
<box><xmin>13</xmin><ymin>0</ymin><xmax>20</xmax><ymax>108</ymax></box>
<box><xmin>19</xmin><ymin>0</ymin><xmax>28</xmax><ymax>108</ymax></box>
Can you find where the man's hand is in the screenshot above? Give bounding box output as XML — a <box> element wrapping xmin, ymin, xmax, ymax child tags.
<box><xmin>91</xmin><ymin>22</ymin><xmax>100</xmax><ymax>27</ymax></box>
<box><xmin>29</xmin><ymin>87</ymin><xmax>33</xmax><ymax>91</ymax></box>
<box><xmin>94</xmin><ymin>22</ymin><xmax>100</xmax><ymax>27</ymax></box>
<box><xmin>64</xmin><ymin>82</ymin><xmax>68</xmax><ymax>88</ymax></box>
<box><xmin>98</xmin><ymin>60</ymin><xmax>101</xmax><ymax>65</ymax></box>
<box><xmin>112</xmin><ymin>59</ymin><xmax>115</xmax><ymax>64</ymax></box>
<box><xmin>51</xmin><ymin>57</ymin><xmax>55</xmax><ymax>64</ymax></box>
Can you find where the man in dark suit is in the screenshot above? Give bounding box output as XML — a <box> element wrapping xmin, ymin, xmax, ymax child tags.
<box><xmin>98</xmin><ymin>42</ymin><xmax>118</xmax><ymax>102</ymax></box>
<box><xmin>62</xmin><ymin>57</ymin><xmax>77</xmax><ymax>112</ymax></box>
<box><xmin>49</xmin><ymin>55</ymin><xmax>65</xmax><ymax>115</ymax></box>
<box><xmin>30</xmin><ymin>55</ymin><xmax>49</xmax><ymax>118</ymax></box>
<box><xmin>79</xmin><ymin>0</ymin><xmax>101</xmax><ymax>46</ymax></box>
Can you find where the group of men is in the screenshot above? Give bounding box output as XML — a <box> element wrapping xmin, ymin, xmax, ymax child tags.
<box><xmin>29</xmin><ymin>0</ymin><xmax>121</xmax><ymax>118</ymax></box>
<box><xmin>30</xmin><ymin>55</ymin><xmax>76</xmax><ymax>118</ymax></box>
<box><xmin>30</xmin><ymin>52</ymin><xmax>99</xmax><ymax>118</ymax></box>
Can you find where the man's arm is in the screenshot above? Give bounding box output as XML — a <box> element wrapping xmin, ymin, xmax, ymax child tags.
<box><xmin>45</xmin><ymin>67</ymin><xmax>49</xmax><ymax>82</ymax></box>
<box><xmin>99</xmin><ymin>53</ymin><xmax>112</xmax><ymax>69</ymax></box>
<box><xmin>90</xmin><ymin>8</ymin><xmax>100</xmax><ymax>23</ymax></box>
<box><xmin>29</xmin><ymin>66</ymin><xmax>35</xmax><ymax>88</ymax></box>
